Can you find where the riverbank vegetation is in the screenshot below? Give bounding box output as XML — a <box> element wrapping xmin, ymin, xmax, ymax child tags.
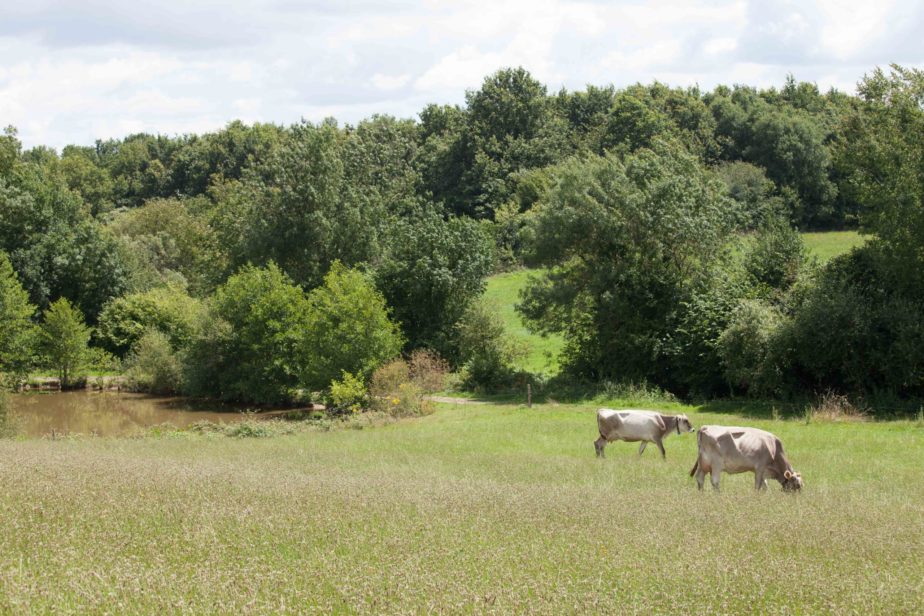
<box><xmin>2</xmin><ymin>65</ymin><xmax>924</xmax><ymax>413</ymax></box>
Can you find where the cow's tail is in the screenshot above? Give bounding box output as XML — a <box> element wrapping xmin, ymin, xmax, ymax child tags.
<box><xmin>689</xmin><ymin>428</ymin><xmax>703</xmax><ymax>476</ymax></box>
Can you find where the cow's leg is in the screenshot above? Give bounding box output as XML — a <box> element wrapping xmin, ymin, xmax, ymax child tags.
<box><xmin>694</xmin><ymin>461</ymin><xmax>707</xmax><ymax>491</ymax></box>
<box><xmin>594</xmin><ymin>436</ymin><xmax>607</xmax><ymax>458</ymax></box>
<box><xmin>654</xmin><ymin>438</ymin><xmax>666</xmax><ymax>460</ymax></box>
<box><xmin>754</xmin><ymin>469</ymin><xmax>768</xmax><ymax>492</ymax></box>
<box><xmin>710</xmin><ymin>464</ymin><xmax>722</xmax><ymax>491</ymax></box>
<box><xmin>637</xmin><ymin>441</ymin><xmax>647</xmax><ymax>456</ymax></box>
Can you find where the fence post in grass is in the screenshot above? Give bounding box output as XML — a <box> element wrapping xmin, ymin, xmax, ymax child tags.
<box><xmin>527</xmin><ymin>384</ymin><xmax>532</xmax><ymax>408</ymax></box>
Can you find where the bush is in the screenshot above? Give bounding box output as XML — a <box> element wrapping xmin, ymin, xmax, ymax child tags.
<box><xmin>455</xmin><ymin>300</ymin><xmax>525</xmax><ymax>391</ymax></box>
<box><xmin>717</xmin><ymin>300</ymin><xmax>786</xmax><ymax>396</ymax></box>
<box><xmin>97</xmin><ymin>284</ymin><xmax>204</xmax><ymax>356</ymax></box>
<box><xmin>124</xmin><ymin>329</ymin><xmax>183</xmax><ymax>394</ymax></box>
<box><xmin>300</xmin><ymin>262</ymin><xmax>403</xmax><ymax>392</ymax></box>
<box><xmin>407</xmin><ymin>349</ymin><xmax>449</xmax><ymax>393</ymax></box>
<box><xmin>184</xmin><ymin>263</ymin><xmax>310</xmax><ymax>404</ymax></box>
<box><xmin>327</xmin><ymin>371</ymin><xmax>367</xmax><ymax>415</ymax></box>
<box><xmin>744</xmin><ymin>216</ymin><xmax>808</xmax><ymax>296</ymax></box>
<box><xmin>368</xmin><ymin>358</ymin><xmax>433</xmax><ymax>417</ymax></box>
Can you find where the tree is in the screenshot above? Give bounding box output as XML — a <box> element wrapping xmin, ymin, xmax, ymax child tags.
<box><xmin>97</xmin><ymin>284</ymin><xmax>204</xmax><ymax>357</ymax></box>
<box><xmin>0</xmin><ymin>251</ymin><xmax>37</xmax><ymax>379</ymax></box>
<box><xmin>375</xmin><ymin>207</ymin><xmax>494</xmax><ymax>359</ymax></box>
<box><xmin>519</xmin><ymin>140</ymin><xmax>737</xmax><ymax>385</ymax></box>
<box><xmin>184</xmin><ymin>263</ymin><xmax>310</xmax><ymax>403</ymax></box>
<box><xmin>225</xmin><ymin>121</ymin><xmax>386</xmax><ymax>289</ymax></box>
<box><xmin>300</xmin><ymin>263</ymin><xmax>403</xmax><ymax>391</ymax></box>
<box><xmin>39</xmin><ymin>298</ymin><xmax>92</xmax><ymax>388</ymax></box>
<box><xmin>837</xmin><ymin>64</ymin><xmax>924</xmax><ymax>292</ymax></box>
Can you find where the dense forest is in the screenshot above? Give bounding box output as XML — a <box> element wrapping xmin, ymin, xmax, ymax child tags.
<box><xmin>1</xmin><ymin>64</ymin><xmax>923</xmax><ymax>410</ymax></box>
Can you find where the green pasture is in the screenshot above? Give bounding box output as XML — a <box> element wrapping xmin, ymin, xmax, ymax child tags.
<box><xmin>1</xmin><ymin>400</ymin><xmax>921</xmax><ymax>613</ymax></box>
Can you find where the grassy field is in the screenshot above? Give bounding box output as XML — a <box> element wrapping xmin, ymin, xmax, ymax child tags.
<box><xmin>801</xmin><ymin>230</ymin><xmax>867</xmax><ymax>262</ymax></box>
<box><xmin>1</xmin><ymin>400</ymin><xmax>922</xmax><ymax>613</ymax></box>
<box><xmin>483</xmin><ymin>269</ymin><xmax>565</xmax><ymax>374</ymax></box>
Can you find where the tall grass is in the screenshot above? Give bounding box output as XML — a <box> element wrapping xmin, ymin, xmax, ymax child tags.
<box><xmin>1</xmin><ymin>400</ymin><xmax>921</xmax><ymax>613</ymax></box>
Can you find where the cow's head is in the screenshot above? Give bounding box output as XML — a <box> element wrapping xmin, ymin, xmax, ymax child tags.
<box><xmin>676</xmin><ymin>414</ymin><xmax>694</xmax><ymax>434</ymax></box>
<box><xmin>782</xmin><ymin>470</ymin><xmax>804</xmax><ymax>492</ymax></box>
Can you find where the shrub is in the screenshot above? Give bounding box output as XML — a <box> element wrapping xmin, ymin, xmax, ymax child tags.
<box><xmin>327</xmin><ymin>371</ymin><xmax>367</xmax><ymax>415</ymax></box>
<box><xmin>744</xmin><ymin>216</ymin><xmax>808</xmax><ymax>296</ymax></box>
<box><xmin>806</xmin><ymin>391</ymin><xmax>868</xmax><ymax>423</ymax></box>
<box><xmin>97</xmin><ymin>283</ymin><xmax>204</xmax><ymax>356</ymax></box>
<box><xmin>455</xmin><ymin>300</ymin><xmax>525</xmax><ymax>390</ymax></box>
<box><xmin>717</xmin><ymin>300</ymin><xmax>786</xmax><ymax>396</ymax></box>
<box><xmin>368</xmin><ymin>358</ymin><xmax>433</xmax><ymax>417</ymax></box>
<box><xmin>124</xmin><ymin>329</ymin><xmax>184</xmax><ymax>394</ymax></box>
<box><xmin>184</xmin><ymin>263</ymin><xmax>310</xmax><ymax>404</ymax></box>
<box><xmin>407</xmin><ymin>349</ymin><xmax>449</xmax><ymax>393</ymax></box>
<box><xmin>300</xmin><ymin>263</ymin><xmax>403</xmax><ymax>392</ymax></box>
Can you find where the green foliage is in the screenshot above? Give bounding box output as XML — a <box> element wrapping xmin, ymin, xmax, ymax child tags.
<box><xmin>185</xmin><ymin>264</ymin><xmax>310</xmax><ymax>403</ymax></box>
<box><xmin>718</xmin><ymin>300</ymin><xmax>785</xmax><ymax>395</ymax></box>
<box><xmin>124</xmin><ymin>329</ymin><xmax>184</xmax><ymax>394</ymax></box>
<box><xmin>837</xmin><ymin>65</ymin><xmax>924</xmax><ymax>292</ymax></box>
<box><xmin>375</xmin><ymin>207</ymin><xmax>494</xmax><ymax>358</ymax></box>
<box><xmin>743</xmin><ymin>216</ymin><xmax>809</xmax><ymax>295</ymax></box>
<box><xmin>0</xmin><ymin>251</ymin><xmax>37</xmax><ymax>379</ymax></box>
<box><xmin>327</xmin><ymin>371</ymin><xmax>367</xmax><ymax>415</ymax></box>
<box><xmin>38</xmin><ymin>298</ymin><xmax>92</xmax><ymax>388</ymax></box>
<box><xmin>109</xmin><ymin>197</ymin><xmax>224</xmax><ymax>294</ymax></box>
<box><xmin>455</xmin><ymin>300</ymin><xmax>525</xmax><ymax>390</ymax></box>
<box><xmin>97</xmin><ymin>284</ymin><xmax>204</xmax><ymax>356</ymax></box>
<box><xmin>520</xmin><ymin>141</ymin><xmax>737</xmax><ymax>386</ymax></box>
<box><xmin>301</xmin><ymin>263</ymin><xmax>403</xmax><ymax>392</ymax></box>
<box><xmin>221</xmin><ymin>120</ymin><xmax>391</xmax><ymax>289</ymax></box>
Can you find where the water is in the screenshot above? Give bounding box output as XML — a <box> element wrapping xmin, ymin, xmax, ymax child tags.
<box><xmin>9</xmin><ymin>391</ymin><xmax>288</xmax><ymax>438</ymax></box>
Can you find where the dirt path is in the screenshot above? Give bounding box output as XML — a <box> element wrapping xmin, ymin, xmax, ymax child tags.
<box><xmin>424</xmin><ymin>396</ymin><xmax>489</xmax><ymax>405</ymax></box>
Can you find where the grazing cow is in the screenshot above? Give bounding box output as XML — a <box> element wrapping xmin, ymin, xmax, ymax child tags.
<box><xmin>689</xmin><ymin>425</ymin><xmax>804</xmax><ymax>492</ymax></box>
<box><xmin>594</xmin><ymin>409</ymin><xmax>694</xmax><ymax>459</ymax></box>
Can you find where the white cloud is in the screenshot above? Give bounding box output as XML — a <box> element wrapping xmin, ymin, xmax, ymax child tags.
<box><xmin>0</xmin><ymin>0</ymin><xmax>922</xmax><ymax>149</ymax></box>
<box><xmin>371</xmin><ymin>73</ymin><xmax>411</xmax><ymax>91</ymax></box>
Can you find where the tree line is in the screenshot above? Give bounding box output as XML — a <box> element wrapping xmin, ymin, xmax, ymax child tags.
<box><xmin>1</xmin><ymin>65</ymin><xmax>922</xmax><ymax>410</ymax></box>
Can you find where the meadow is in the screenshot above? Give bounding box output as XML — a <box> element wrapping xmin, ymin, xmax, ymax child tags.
<box><xmin>1</xmin><ymin>399</ymin><xmax>922</xmax><ymax>613</ymax></box>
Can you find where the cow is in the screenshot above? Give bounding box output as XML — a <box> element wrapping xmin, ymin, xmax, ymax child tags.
<box><xmin>689</xmin><ymin>425</ymin><xmax>804</xmax><ymax>492</ymax></box>
<box><xmin>594</xmin><ymin>409</ymin><xmax>694</xmax><ymax>459</ymax></box>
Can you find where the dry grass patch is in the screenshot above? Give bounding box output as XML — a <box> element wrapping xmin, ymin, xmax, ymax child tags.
<box><xmin>805</xmin><ymin>391</ymin><xmax>868</xmax><ymax>423</ymax></box>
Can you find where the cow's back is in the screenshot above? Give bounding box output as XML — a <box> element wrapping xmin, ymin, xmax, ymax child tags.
<box><xmin>698</xmin><ymin>425</ymin><xmax>776</xmax><ymax>474</ymax></box>
<box><xmin>597</xmin><ymin>409</ymin><xmax>661</xmax><ymax>441</ymax></box>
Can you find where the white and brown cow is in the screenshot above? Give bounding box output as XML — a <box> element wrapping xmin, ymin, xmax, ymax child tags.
<box><xmin>689</xmin><ymin>425</ymin><xmax>804</xmax><ymax>492</ymax></box>
<box><xmin>594</xmin><ymin>409</ymin><xmax>694</xmax><ymax>459</ymax></box>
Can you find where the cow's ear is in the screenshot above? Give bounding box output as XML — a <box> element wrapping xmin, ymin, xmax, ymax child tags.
<box><xmin>784</xmin><ymin>470</ymin><xmax>793</xmax><ymax>479</ymax></box>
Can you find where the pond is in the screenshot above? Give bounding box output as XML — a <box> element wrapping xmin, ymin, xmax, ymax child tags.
<box><xmin>9</xmin><ymin>391</ymin><xmax>296</xmax><ymax>438</ymax></box>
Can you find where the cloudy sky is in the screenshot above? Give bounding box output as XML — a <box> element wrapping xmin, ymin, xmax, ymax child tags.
<box><xmin>2</xmin><ymin>0</ymin><xmax>922</xmax><ymax>150</ymax></box>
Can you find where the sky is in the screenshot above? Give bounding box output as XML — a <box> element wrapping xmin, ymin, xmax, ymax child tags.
<box><xmin>1</xmin><ymin>0</ymin><xmax>922</xmax><ymax>150</ymax></box>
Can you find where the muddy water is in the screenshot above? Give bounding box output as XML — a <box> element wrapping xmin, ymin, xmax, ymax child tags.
<box><xmin>10</xmin><ymin>391</ymin><xmax>280</xmax><ymax>438</ymax></box>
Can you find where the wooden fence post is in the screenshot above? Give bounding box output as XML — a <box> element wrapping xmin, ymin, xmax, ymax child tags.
<box><xmin>527</xmin><ymin>384</ymin><xmax>532</xmax><ymax>408</ymax></box>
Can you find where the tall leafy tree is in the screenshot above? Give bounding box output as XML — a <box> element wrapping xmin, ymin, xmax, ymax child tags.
<box><xmin>519</xmin><ymin>140</ymin><xmax>737</xmax><ymax>384</ymax></box>
<box><xmin>0</xmin><ymin>251</ymin><xmax>37</xmax><ymax>379</ymax></box>
<box><xmin>39</xmin><ymin>298</ymin><xmax>92</xmax><ymax>389</ymax></box>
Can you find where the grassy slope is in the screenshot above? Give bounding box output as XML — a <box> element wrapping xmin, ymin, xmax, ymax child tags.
<box><xmin>485</xmin><ymin>231</ymin><xmax>866</xmax><ymax>377</ymax></box>
<box><xmin>801</xmin><ymin>230</ymin><xmax>866</xmax><ymax>262</ymax></box>
<box><xmin>483</xmin><ymin>269</ymin><xmax>564</xmax><ymax>374</ymax></box>
<box><xmin>1</xmin><ymin>402</ymin><xmax>922</xmax><ymax>613</ymax></box>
